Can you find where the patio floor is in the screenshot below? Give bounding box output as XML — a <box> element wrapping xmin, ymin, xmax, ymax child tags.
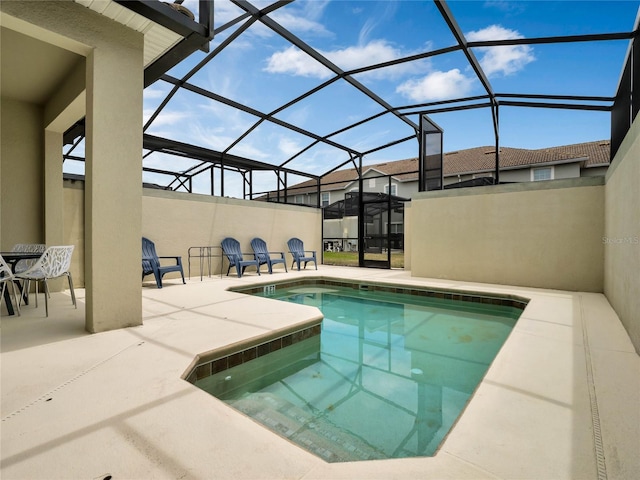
<box><xmin>1</xmin><ymin>266</ymin><xmax>639</xmax><ymax>479</ymax></box>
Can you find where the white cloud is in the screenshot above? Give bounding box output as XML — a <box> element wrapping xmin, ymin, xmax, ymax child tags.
<box><xmin>357</xmin><ymin>1</ymin><xmax>398</xmax><ymax>45</ymax></box>
<box><xmin>271</xmin><ymin>11</ymin><xmax>332</xmax><ymax>36</ymax></box>
<box><xmin>214</xmin><ymin>0</ymin><xmax>331</xmax><ymax>39</ymax></box>
<box><xmin>265</xmin><ymin>45</ymin><xmax>333</xmax><ymax>78</ymax></box>
<box><xmin>265</xmin><ymin>39</ymin><xmax>428</xmax><ymax>79</ymax></box>
<box><xmin>466</xmin><ymin>25</ymin><xmax>535</xmax><ymax>76</ymax></box>
<box><xmin>211</xmin><ymin>0</ymin><xmax>245</xmax><ymax>28</ymax></box>
<box><xmin>396</xmin><ymin>69</ymin><xmax>474</xmax><ymax>102</ymax></box>
<box><xmin>143</xmin><ymin>109</ymin><xmax>189</xmax><ymax>128</ymax></box>
<box><xmin>278</xmin><ymin>137</ymin><xmax>304</xmax><ymax>158</ymax></box>
<box><xmin>329</xmin><ymin>40</ymin><xmax>419</xmax><ymax>74</ymax></box>
<box><xmin>228</xmin><ymin>142</ymin><xmax>271</xmax><ymax>161</ymax></box>
<box><xmin>273</xmin><ymin>0</ymin><xmax>331</xmax><ymax>34</ymax></box>
<box><xmin>144</xmin><ymin>86</ymin><xmax>169</xmax><ymax>99</ymax></box>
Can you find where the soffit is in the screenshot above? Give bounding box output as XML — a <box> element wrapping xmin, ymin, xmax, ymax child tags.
<box><xmin>73</xmin><ymin>0</ymin><xmax>183</xmax><ymax>67</ymax></box>
<box><xmin>1</xmin><ymin>0</ymin><xmax>184</xmax><ymax>105</ymax></box>
<box><xmin>0</xmin><ymin>27</ymin><xmax>82</xmax><ymax>105</ymax></box>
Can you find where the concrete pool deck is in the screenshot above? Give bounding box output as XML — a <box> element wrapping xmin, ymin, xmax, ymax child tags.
<box><xmin>1</xmin><ymin>266</ymin><xmax>639</xmax><ymax>479</ymax></box>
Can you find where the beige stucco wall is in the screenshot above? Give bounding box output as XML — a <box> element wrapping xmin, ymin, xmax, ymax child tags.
<box><xmin>62</xmin><ymin>183</ymin><xmax>322</xmax><ymax>284</ymax></box>
<box><xmin>0</xmin><ymin>98</ymin><xmax>44</xmax><ymax>249</ymax></box>
<box><xmin>63</xmin><ymin>181</ymin><xmax>85</xmax><ymax>287</ymax></box>
<box><xmin>604</xmin><ymin>116</ymin><xmax>640</xmax><ymax>353</ymax></box>
<box><xmin>141</xmin><ymin>189</ymin><xmax>322</xmax><ymax>278</ymax></box>
<box><xmin>409</xmin><ymin>178</ymin><xmax>605</xmax><ymax>292</ymax></box>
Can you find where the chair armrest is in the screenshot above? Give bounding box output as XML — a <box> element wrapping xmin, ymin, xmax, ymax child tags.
<box><xmin>158</xmin><ymin>255</ymin><xmax>182</xmax><ymax>264</ymax></box>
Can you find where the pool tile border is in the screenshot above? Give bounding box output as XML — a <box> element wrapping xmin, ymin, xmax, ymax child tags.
<box><xmin>234</xmin><ymin>278</ymin><xmax>530</xmax><ymax>310</ymax></box>
<box><xmin>185</xmin><ymin>323</ymin><xmax>321</xmax><ymax>384</ymax></box>
<box><xmin>184</xmin><ymin>278</ymin><xmax>529</xmax><ymax>384</ymax></box>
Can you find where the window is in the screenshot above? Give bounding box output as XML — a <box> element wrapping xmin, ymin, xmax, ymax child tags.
<box><xmin>368</xmin><ymin>178</ymin><xmax>376</xmax><ymax>188</ymax></box>
<box><xmin>321</xmin><ymin>192</ymin><xmax>330</xmax><ymax>207</ymax></box>
<box><xmin>384</xmin><ymin>183</ymin><xmax>397</xmax><ymax>196</ymax></box>
<box><xmin>295</xmin><ymin>195</ymin><xmax>304</xmax><ymax>204</ymax></box>
<box><xmin>532</xmin><ymin>166</ymin><xmax>554</xmax><ymax>181</ymax></box>
<box><xmin>387</xmin><ymin>222</ymin><xmax>402</xmax><ymax>234</ymax></box>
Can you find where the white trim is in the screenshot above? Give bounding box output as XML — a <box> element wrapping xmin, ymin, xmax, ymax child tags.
<box><xmin>384</xmin><ymin>183</ymin><xmax>398</xmax><ymax>196</ymax></box>
<box><xmin>531</xmin><ymin>166</ymin><xmax>554</xmax><ymax>181</ymax></box>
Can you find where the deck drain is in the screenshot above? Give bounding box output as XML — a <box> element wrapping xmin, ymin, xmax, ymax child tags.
<box><xmin>580</xmin><ymin>295</ymin><xmax>607</xmax><ymax>480</ymax></box>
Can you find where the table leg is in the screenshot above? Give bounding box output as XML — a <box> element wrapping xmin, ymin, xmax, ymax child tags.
<box><xmin>3</xmin><ymin>286</ymin><xmax>15</xmax><ymax>316</ymax></box>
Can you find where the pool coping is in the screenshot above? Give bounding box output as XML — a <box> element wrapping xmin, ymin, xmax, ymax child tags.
<box><xmin>2</xmin><ymin>267</ymin><xmax>638</xmax><ymax>479</ymax></box>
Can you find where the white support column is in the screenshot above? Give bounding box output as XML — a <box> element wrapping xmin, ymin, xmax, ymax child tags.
<box><xmin>85</xmin><ymin>37</ymin><xmax>143</xmax><ymax>332</ymax></box>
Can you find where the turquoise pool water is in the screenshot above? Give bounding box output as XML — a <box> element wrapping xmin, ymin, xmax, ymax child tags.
<box><xmin>195</xmin><ymin>285</ymin><xmax>522</xmax><ymax>462</ymax></box>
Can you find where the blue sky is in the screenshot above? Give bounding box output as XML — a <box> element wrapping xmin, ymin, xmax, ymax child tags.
<box><xmin>66</xmin><ymin>1</ymin><xmax>640</xmax><ymax>197</ymax></box>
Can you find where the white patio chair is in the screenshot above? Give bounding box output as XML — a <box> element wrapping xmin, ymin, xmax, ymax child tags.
<box><xmin>11</xmin><ymin>243</ymin><xmax>46</xmax><ymax>274</ymax></box>
<box><xmin>1</xmin><ymin>255</ymin><xmax>21</xmax><ymax>316</ymax></box>
<box><xmin>16</xmin><ymin>245</ymin><xmax>77</xmax><ymax>317</ymax></box>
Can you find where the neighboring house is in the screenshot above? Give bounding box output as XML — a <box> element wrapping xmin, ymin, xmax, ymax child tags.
<box><xmin>283</xmin><ymin>140</ymin><xmax>611</xmax><ymax>250</ymax></box>
<box><xmin>288</xmin><ymin>139</ymin><xmax>611</xmax><ymax>207</ymax></box>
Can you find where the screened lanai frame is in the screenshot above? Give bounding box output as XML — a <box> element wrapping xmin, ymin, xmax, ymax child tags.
<box><xmin>62</xmin><ymin>0</ymin><xmax>640</xmax><ymax>202</ymax></box>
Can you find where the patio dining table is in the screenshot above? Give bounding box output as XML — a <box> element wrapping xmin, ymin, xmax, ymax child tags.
<box><xmin>1</xmin><ymin>251</ymin><xmax>42</xmax><ymax>316</ymax></box>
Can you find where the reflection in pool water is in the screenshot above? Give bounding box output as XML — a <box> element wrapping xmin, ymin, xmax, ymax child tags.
<box><xmin>195</xmin><ymin>285</ymin><xmax>522</xmax><ymax>462</ymax></box>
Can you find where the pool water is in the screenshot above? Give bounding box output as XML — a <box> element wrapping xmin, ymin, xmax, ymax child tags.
<box><xmin>195</xmin><ymin>285</ymin><xmax>522</xmax><ymax>463</ymax></box>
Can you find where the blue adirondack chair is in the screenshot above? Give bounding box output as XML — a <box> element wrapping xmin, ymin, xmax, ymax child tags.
<box><xmin>221</xmin><ymin>237</ymin><xmax>261</xmax><ymax>278</ymax></box>
<box><xmin>142</xmin><ymin>237</ymin><xmax>185</xmax><ymax>288</ymax></box>
<box><xmin>287</xmin><ymin>237</ymin><xmax>317</xmax><ymax>271</ymax></box>
<box><xmin>251</xmin><ymin>238</ymin><xmax>288</xmax><ymax>274</ymax></box>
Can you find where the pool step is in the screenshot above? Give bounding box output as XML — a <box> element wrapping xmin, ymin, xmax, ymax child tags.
<box><xmin>230</xmin><ymin>392</ymin><xmax>386</xmax><ymax>462</ymax></box>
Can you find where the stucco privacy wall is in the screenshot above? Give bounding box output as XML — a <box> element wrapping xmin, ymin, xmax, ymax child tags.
<box><xmin>62</xmin><ymin>184</ymin><xmax>322</xmax><ymax>285</ymax></box>
<box><xmin>141</xmin><ymin>189</ymin><xmax>322</xmax><ymax>278</ymax></box>
<box><xmin>409</xmin><ymin>178</ymin><xmax>605</xmax><ymax>292</ymax></box>
<box><xmin>604</xmin><ymin>117</ymin><xmax>640</xmax><ymax>352</ymax></box>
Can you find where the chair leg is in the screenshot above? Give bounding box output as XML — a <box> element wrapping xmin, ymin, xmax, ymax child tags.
<box><xmin>0</xmin><ymin>283</ymin><xmax>7</xmax><ymax>316</ymax></box>
<box><xmin>19</xmin><ymin>280</ymin><xmax>30</xmax><ymax>307</ymax></box>
<box><xmin>1</xmin><ymin>282</ymin><xmax>21</xmax><ymax>316</ymax></box>
<box><xmin>43</xmin><ymin>279</ymin><xmax>49</xmax><ymax>317</ymax></box>
<box><xmin>10</xmin><ymin>281</ymin><xmax>21</xmax><ymax>316</ymax></box>
<box><xmin>67</xmin><ymin>273</ymin><xmax>77</xmax><ymax>308</ymax></box>
<box><xmin>34</xmin><ymin>280</ymin><xmax>39</xmax><ymax>309</ymax></box>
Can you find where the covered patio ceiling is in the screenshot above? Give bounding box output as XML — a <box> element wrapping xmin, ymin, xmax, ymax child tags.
<box><xmin>63</xmin><ymin>0</ymin><xmax>640</xmax><ymax>199</ymax></box>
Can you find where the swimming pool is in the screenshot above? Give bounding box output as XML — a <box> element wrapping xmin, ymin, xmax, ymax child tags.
<box><xmin>191</xmin><ymin>281</ymin><xmax>526</xmax><ymax>463</ymax></box>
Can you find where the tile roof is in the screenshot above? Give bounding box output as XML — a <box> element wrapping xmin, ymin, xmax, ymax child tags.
<box><xmin>289</xmin><ymin>140</ymin><xmax>610</xmax><ymax>193</ymax></box>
